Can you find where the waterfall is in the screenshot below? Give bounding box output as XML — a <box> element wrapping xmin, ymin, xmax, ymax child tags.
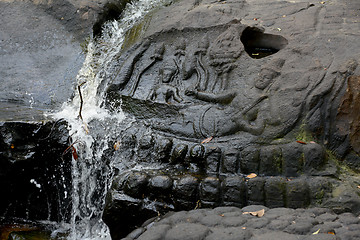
<box><xmin>51</xmin><ymin>0</ymin><xmax>168</xmax><ymax>239</ymax></box>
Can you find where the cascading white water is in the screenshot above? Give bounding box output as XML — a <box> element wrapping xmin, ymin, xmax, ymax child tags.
<box><xmin>51</xmin><ymin>0</ymin><xmax>169</xmax><ymax>239</ymax></box>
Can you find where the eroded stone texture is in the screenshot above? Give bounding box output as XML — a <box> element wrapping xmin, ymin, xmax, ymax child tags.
<box><xmin>123</xmin><ymin>205</ymin><xmax>360</xmax><ymax>240</ymax></box>
<box><xmin>336</xmin><ymin>76</ymin><xmax>360</xmax><ymax>169</ymax></box>
<box><xmin>102</xmin><ymin>0</ymin><xmax>360</xmax><ymax>238</ymax></box>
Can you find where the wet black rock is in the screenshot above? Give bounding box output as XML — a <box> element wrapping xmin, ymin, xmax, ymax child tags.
<box><xmin>0</xmin><ymin>0</ymin><xmax>129</xmax><ymax>225</ymax></box>
<box><xmin>173</xmin><ymin>175</ymin><xmax>199</xmax><ymax>202</ymax></box>
<box><xmin>123</xmin><ymin>171</ymin><xmax>149</xmax><ymax>198</ymax></box>
<box><xmin>0</xmin><ymin>121</ymin><xmax>72</xmax><ymax>222</ymax></box>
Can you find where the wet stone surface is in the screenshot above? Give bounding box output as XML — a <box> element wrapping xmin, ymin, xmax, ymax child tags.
<box><xmin>123</xmin><ymin>205</ymin><xmax>360</xmax><ymax>240</ymax></box>
<box><xmin>0</xmin><ymin>121</ymin><xmax>72</xmax><ymax>222</ymax></box>
<box><xmin>102</xmin><ymin>0</ymin><xmax>360</xmax><ymax>238</ymax></box>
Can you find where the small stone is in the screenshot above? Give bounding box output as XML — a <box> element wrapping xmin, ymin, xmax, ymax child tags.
<box><xmin>267</xmin><ymin>219</ymin><xmax>290</xmax><ymax>230</ymax></box>
<box><xmin>315</xmin><ymin>213</ymin><xmax>338</xmax><ymax>223</ymax></box>
<box><xmin>171</xmin><ymin>144</ymin><xmax>188</xmax><ymax>164</ymax></box>
<box><xmin>204</xmin><ymin>227</ymin><xmax>252</xmax><ymax>240</ymax></box>
<box><xmin>284</xmin><ymin>220</ymin><xmax>313</xmax><ymax>234</ymax></box>
<box><xmin>200</xmin><ymin>214</ymin><xmax>223</xmax><ymax>227</ymax></box>
<box><xmin>247</xmin><ymin>177</ymin><xmax>266</xmax><ymax>205</ymax></box>
<box><xmin>337</xmin><ymin>212</ymin><xmax>360</xmax><ymax>224</ymax></box>
<box><xmin>123</xmin><ymin>171</ymin><xmax>149</xmax><ymax>198</ymax></box>
<box><xmin>303</xmin><ymin>234</ymin><xmax>337</xmax><ymax>240</ymax></box>
<box><xmin>173</xmin><ymin>175</ymin><xmax>199</xmax><ymax>201</ymax></box>
<box><xmin>252</xmin><ymin>232</ymin><xmax>302</xmax><ymax>240</ymax></box>
<box><xmin>222</xmin><ymin>216</ymin><xmax>247</xmax><ymax>227</ymax></box>
<box><xmin>244</xmin><ymin>217</ymin><xmax>270</xmax><ymax>229</ymax></box>
<box><xmin>222</xmin><ymin>176</ymin><xmax>246</xmax><ymax>206</ymax></box>
<box><xmin>259</xmin><ymin>146</ymin><xmax>282</xmax><ymax>176</ymax></box>
<box><xmin>189</xmin><ymin>144</ymin><xmax>205</xmax><ymax>162</ymax></box>
<box><xmin>137</xmin><ymin>224</ymin><xmax>171</xmax><ymax>240</ymax></box>
<box><xmin>286</xmin><ymin>178</ymin><xmax>310</xmax><ymax>208</ymax></box>
<box><xmin>164</xmin><ymin>223</ymin><xmax>209</xmax><ymax>240</ymax></box>
<box><xmin>222</xmin><ymin>149</ymin><xmax>239</xmax><ymax>173</ymax></box>
<box><xmin>205</xmin><ymin>147</ymin><xmax>221</xmax><ymax>173</ymax></box>
<box><xmin>200</xmin><ymin>177</ymin><xmax>221</xmax><ymax>202</ymax></box>
<box><xmin>240</xmin><ymin>146</ymin><xmax>260</xmax><ymax>174</ymax></box>
<box><xmin>149</xmin><ymin>175</ymin><xmax>173</xmax><ymax>190</ymax></box>
<box><xmin>155</xmin><ymin>138</ymin><xmax>173</xmax><ymax>162</ymax></box>
<box><xmin>264</xmin><ymin>177</ymin><xmax>286</xmax><ymax>208</ymax></box>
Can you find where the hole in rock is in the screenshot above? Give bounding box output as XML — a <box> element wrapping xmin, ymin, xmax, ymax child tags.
<box><xmin>241</xmin><ymin>27</ymin><xmax>288</xmax><ymax>59</ymax></box>
<box><xmin>93</xmin><ymin>1</ymin><xmax>132</xmax><ymax>37</ymax></box>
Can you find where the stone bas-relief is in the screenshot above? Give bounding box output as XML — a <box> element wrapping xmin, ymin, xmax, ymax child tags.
<box><xmin>107</xmin><ymin>23</ymin><xmax>291</xmax><ymax>140</ymax></box>
<box><xmin>103</xmin><ymin>0</ymin><xmax>360</xmax><ymax>239</ymax></box>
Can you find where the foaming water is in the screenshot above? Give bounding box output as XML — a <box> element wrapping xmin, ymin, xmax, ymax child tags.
<box><xmin>50</xmin><ymin>0</ymin><xmax>169</xmax><ymax>239</ymax></box>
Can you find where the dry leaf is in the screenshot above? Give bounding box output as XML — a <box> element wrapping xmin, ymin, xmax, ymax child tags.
<box><xmin>243</xmin><ymin>209</ymin><xmax>265</xmax><ymax>217</ymax></box>
<box><xmin>71</xmin><ymin>146</ymin><xmax>78</xmax><ymax>160</ymax></box>
<box><xmin>327</xmin><ymin>231</ymin><xmax>335</xmax><ymax>235</ymax></box>
<box><xmin>310</xmin><ymin>141</ymin><xmax>316</xmax><ymax>144</ymax></box>
<box><xmin>320</xmin><ymin>1</ymin><xmax>325</xmax><ymax>4</ymax></box>
<box><xmin>242</xmin><ymin>227</ymin><xmax>246</xmax><ymax>229</ymax></box>
<box><xmin>256</xmin><ymin>209</ymin><xmax>265</xmax><ymax>217</ymax></box>
<box><xmin>247</xmin><ymin>173</ymin><xmax>257</xmax><ymax>179</ymax></box>
<box><xmin>114</xmin><ymin>141</ymin><xmax>121</xmax><ymax>151</ymax></box>
<box><xmin>201</xmin><ymin>136</ymin><xmax>213</xmax><ymax>144</ymax></box>
<box><xmin>194</xmin><ymin>200</ymin><xmax>201</xmax><ymax>210</ymax></box>
<box><xmin>357</xmin><ymin>185</ymin><xmax>360</xmax><ymax>189</ymax></box>
<box><xmin>312</xmin><ymin>229</ymin><xmax>320</xmax><ymax>235</ymax></box>
<box><xmin>296</xmin><ymin>140</ymin><xmax>307</xmax><ymax>144</ymax></box>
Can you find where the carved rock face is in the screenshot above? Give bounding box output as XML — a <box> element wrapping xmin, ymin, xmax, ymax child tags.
<box><xmin>103</xmin><ymin>0</ymin><xmax>360</xmax><ymax>238</ymax></box>
<box><xmin>107</xmin><ymin>23</ymin><xmax>290</xmax><ymax>140</ymax></box>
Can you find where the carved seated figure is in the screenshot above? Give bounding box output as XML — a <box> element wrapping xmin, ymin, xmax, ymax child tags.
<box><xmin>148</xmin><ymin>65</ymin><xmax>183</xmax><ymax>103</ymax></box>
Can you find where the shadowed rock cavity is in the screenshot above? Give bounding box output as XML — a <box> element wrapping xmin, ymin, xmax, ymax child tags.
<box><xmin>241</xmin><ymin>26</ymin><xmax>288</xmax><ymax>59</ymax></box>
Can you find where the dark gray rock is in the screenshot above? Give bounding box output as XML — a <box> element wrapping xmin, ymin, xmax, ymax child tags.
<box><xmin>124</xmin><ymin>205</ymin><xmax>360</xmax><ymax>240</ymax></box>
<box><xmin>247</xmin><ymin>177</ymin><xmax>266</xmax><ymax>206</ymax></box>
<box><xmin>286</xmin><ymin>178</ymin><xmax>310</xmax><ymax>209</ymax></box>
<box><xmin>205</xmin><ymin>147</ymin><xmax>221</xmax><ymax>174</ymax></box>
<box><xmin>173</xmin><ymin>175</ymin><xmax>199</xmax><ymax>202</ymax></box>
<box><xmin>148</xmin><ymin>175</ymin><xmax>173</xmax><ymax>198</ymax></box>
<box><xmin>259</xmin><ymin>146</ymin><xmax>282</xmax><ymax>176</ymax></box>
<box><xmin>164</xmin><ymin>223</ymin><xmax>209</xmax><ymax>240</ymax></box>
<box><xmin>222</xmin><ymin>149</ymin><xmax>240</xmax><ymax>174</ymax></box>
<box><xmin>264</xmin><ymin>177</ymin><xmax>286</xmax><ymax>208</ymax></box>
<box><xmin>200</xmin><ymin>177</ymin><xmax>221</xmax><ymax>205</ymax></box>
<box><xmin>205</xmin><ymin>227</ymin><xmax>252</xmax><ymax>240</ymax></box>
<box><xmin>155</xmin><ymin>137</ymin><xmax>173</xmax><ymax>163</ymax></box>
<box><xmin>240</xmin><ymin>146</ymin><xmax>260</xmax><ymax>174</ymax></box>
<box><xmin>123</xmin><ymin>171</ymin><xmax>149</xmax><ymax>198</ymax></box>
<box><xmin>137</xmin><ymin>224</ymin><xmax>170</xmax><ymax>240</ymax></box>
<box><xmin>222</xmin><ymin>176</ymin><xmax>247</xmax><ymax>207</ymax></box>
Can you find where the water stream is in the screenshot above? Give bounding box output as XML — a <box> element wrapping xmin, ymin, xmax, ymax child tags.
<box><xmin>51</xmin><ymin>0</ymin><xmax>169</xmax><ymax>239</ymax></box>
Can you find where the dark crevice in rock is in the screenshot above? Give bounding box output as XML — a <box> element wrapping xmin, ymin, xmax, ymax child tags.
<box><xmin>240</xmin><ymin>27</ymin><xmax>288</xmax><ymax>59</ymax></box>
<box><xmin>93</xmin><ymin>0</ymin><xmax>132</xmax><ymax>37</ymax></box>
<box><xmin>0</xmin><ymin>121</ymin><xmax>72</xmax><ymax>223</ymax></box>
